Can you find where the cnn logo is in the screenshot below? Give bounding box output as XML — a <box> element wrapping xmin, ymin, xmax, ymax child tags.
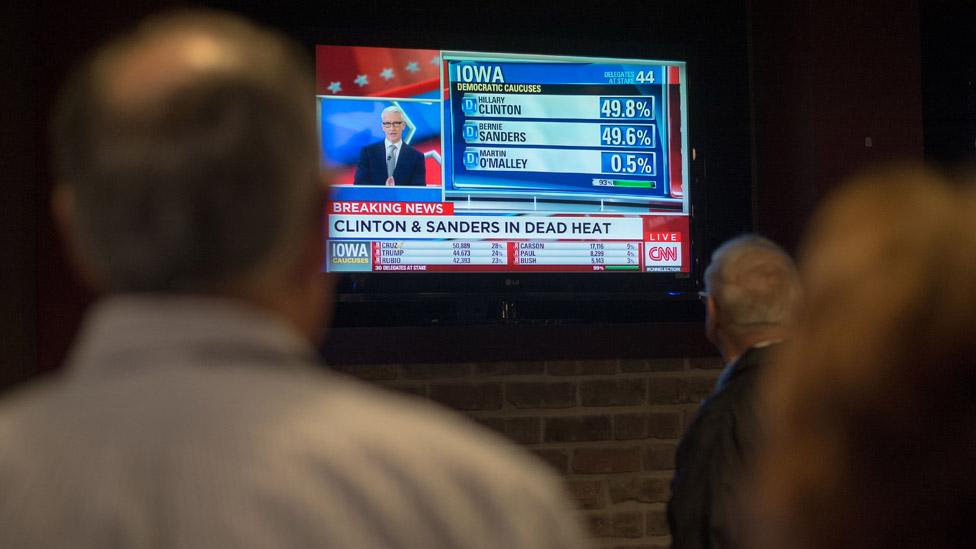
<box><xmin>647</xmin><ymin>243</ymin><xmax>681</xmax><ymax>265</ymax></box>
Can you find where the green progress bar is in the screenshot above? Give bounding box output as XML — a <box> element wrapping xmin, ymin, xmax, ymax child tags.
<box><xmin>606</xmin><ymin>265</ymin><xmax>640</xmax><ymax>271</ymax></box>
<box><xmin>612</xmin><ymin>179</ymin><xmax>655</xmax><ymax>189</ymax></box>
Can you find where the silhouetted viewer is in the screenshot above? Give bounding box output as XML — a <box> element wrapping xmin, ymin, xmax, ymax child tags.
<box><xmin>668</xmin><ymin>235</ymin><xmax>801</xmax><ymax>548</ymax></box>
<box><xmin>755</xmin><ymin>168</ymin><xmax>976</xmax><ymax>549</ymax></box>
<box><xmin>0</xmin><ymin>10</ymin><xmax>587</xmax><ymax>548</ymax></box>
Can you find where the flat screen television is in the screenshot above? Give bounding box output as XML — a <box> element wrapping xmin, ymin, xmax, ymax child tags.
<box><xmin>318</xmin><ymin>45</ymin><xmax>691</xmax><ymax>272</ymax></box>
<box><xmin>315</xmin><ymin>43</ymin><xmax>712</xmax><ymax>327</ymax></box>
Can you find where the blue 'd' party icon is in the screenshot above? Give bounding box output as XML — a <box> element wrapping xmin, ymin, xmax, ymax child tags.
<box><xmin>462</xmin><ymin>122</ymin><xmax>479</xmax><ymax>142</ymax></box>
<box><xmin>461</xmin><ymin>94</ymin><xmax>477</xmax><ymax>116</ymax></box>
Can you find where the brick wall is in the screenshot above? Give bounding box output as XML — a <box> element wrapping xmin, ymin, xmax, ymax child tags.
<box><xmin>334</xmin><ymin>356</ymin><xmax>723</xmax><ymax>548</ymax></box>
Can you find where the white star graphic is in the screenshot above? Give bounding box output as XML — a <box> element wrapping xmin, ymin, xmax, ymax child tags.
<box><xmin>379</xmin><ymin>68</ymin><xmax>395</xmax><ymax>80</ymax></box>
<box><xmin>327</xmin><ymin>81</ymin><xmax>342</xmax><ymax>94</ymax></box>
<box><xmin>430</xmin><ymin>56</ymin><xmax>440</xmax><ymax>65</ymax></box>
<box><xmin>354</xmin><ymin>74</ymin><xmax>369</xmax><ymax>87</ymax></box>
<box><xmin>405</xmin><ymin>61</ymin><xmax>420</xmax><ymax>73</ymax></box>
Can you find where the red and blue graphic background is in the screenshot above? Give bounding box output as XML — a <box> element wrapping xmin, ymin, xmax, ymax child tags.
<box><xmin>316</xmin><ymin>45</ymin><xmax>445</xmax><ymax>186</ymax></box>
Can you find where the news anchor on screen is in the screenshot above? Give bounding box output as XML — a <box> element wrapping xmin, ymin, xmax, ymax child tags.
<box><xmin>354</xmin><ymin>106</ymin><xmax>427</xmax><ymax>186</ymax></box>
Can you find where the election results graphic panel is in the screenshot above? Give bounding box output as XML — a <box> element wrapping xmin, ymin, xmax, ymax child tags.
<box><xmin>316</xmin><ymin>46</ymin><xmax>691</xmax><ymax>273</ymax></box>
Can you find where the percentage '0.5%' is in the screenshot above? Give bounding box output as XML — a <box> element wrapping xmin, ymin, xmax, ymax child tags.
<box><xmin>602</xmin><ymin>152</ymin><xmax>656</xmax><ymax>175</ymax></box>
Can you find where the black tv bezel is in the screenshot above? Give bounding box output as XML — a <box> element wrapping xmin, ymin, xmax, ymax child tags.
<box><xmin>196</xmin><ymin>0</ymin><xmax>756</xmax><ymax>328</ymax></box>
<box><xmin>183</xmin><ymin>1</ymin><xmax>753</xmax><ymax>350</ymax></box>
<box><xmin>316</xmin><ymin>37</ymin><xmax>708</xmax><ymax>326</ymax></box>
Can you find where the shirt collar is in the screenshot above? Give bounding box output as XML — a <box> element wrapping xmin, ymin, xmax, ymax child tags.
<box><xmin>66</xmin><ymin>295</ymin><xmax>319</xmax><ymax>378</ymax></box>
<box><xmin>751</xmin><ymin>339</ymin><xmax>782</xmax><ymax>349</ymax></box>
<box><xmin>384</xmin><ymin>138</ymin><xmax>402</xmax><ymax>150</ymax></box>
<box><xmin>715</xmin><ymin>341</ymin><xmax>781</xmax><ymax>390</ymax></box>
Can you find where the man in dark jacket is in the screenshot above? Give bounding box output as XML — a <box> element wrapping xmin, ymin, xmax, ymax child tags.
<box><xmin>668</xmin><ymin>235</ymin><xmax>801</xmax><ymax>548</ymax></box>
<box><xmin>353</xmin><ymin>106</ymin><xmax>426</xmax><ymax>186</ymax></box>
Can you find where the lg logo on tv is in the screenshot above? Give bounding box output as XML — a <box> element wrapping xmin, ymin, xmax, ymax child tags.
<box><xmin>646</xmin><ymin>243</ymin><xmax>681</xmax><ymax>267</ymax></box>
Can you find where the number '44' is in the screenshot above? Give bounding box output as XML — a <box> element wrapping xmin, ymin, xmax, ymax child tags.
<box><xmin>635</xmin><ymin>70</ymin><xmax>655</xmax><ymax>83</ymax></box>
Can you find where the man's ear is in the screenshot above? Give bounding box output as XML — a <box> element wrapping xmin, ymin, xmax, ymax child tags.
<box><xmin>285</xmin><ymin>189</ymin><xmax>337</xmax><ymax>343</ymax></box>
<box><xmin>51</xmin><ymin>184</ymin><xmax>73</xmax><ymax>236</ymax></box>
<box><xmin>298</xmin><ymin>207</ymin><xmax>327</xmax><ymax>284</ymax></box>
<box><xmin>303</xmin><ymin>175</ymin><xmax>333</xmax><ymax>286</ymax></box>
<box><xmin>283</xmin><ymin>172</ymin><xmax>332</xmax><ymax>289</ymax></box>
<box><xmin>52</xmin><ymin>184</ymin><xmax>103</xmax><ymax>290</ymax></box>
<box><xmin>706</xmin><ymin>294</ymin><xmax>719</xmax><ymax>321</ymax></box>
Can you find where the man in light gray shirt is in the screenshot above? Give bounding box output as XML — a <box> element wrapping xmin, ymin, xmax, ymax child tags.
<box><xmin>0</xmin><ymin>10</ymin><xmax>588</xmax><ymax>549</ymax></box>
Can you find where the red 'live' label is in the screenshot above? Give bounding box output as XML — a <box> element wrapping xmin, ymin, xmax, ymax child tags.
<box><xmin>647</xmin><ymin>232</ymin><xmax>680</xmax><ymax>242</ymax></box>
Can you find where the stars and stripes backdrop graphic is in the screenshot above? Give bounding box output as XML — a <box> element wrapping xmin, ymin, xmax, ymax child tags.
<box><xmin>317</xmin><ymin>45</ymin><xmax>444</xmax><ymax>185</ymax></box>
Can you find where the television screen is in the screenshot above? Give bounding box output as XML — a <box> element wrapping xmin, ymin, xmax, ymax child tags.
<box><xmin>317</xmin><ymin>45</ymin><xmax>690</xmax><ymax>274</ymax></box>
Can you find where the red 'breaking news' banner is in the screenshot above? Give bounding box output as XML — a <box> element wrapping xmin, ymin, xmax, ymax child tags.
<box><xmin>331</xmin><ymin>201</ymin><xmax>454</xmax><ymax>215</ymax></box>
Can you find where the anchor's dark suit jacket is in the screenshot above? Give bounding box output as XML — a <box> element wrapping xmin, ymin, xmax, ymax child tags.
<box><xmin>353</xmin><ymin>141</ymin><xmax>426</xmax><ymax>186</ymax></box>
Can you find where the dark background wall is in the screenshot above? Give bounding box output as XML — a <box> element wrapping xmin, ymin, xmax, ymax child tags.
<box><xmin>8</xmin><ymin>0</ymin><xmax>946</xmax><ymax>379</ymax></box>
<box><xmin>5</xmin><ymin>1</ymin><xmax>969</xmax><ymax>546</ymax></box>
<box><xmin>920</xmin><ymin>1</ymin><xmax>976</xmax><ymax>168</ymax></box>
<box><xmin>3</xmin><ymin>2</ymin><xmax>170</xmax><ymax>387</ymax></box>
<box><xmin>0</xmin><ymin>3</ymin><xmax>40</xmax><ymax>391</ymax></box>
<box><xmin>751</xmin><ymin>0</ymin><xmax>926</xmax><ymax>249</ymax></box>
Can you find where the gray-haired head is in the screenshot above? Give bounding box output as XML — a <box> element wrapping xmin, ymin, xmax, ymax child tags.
<box><xmin>704</xmin><ymin>235</ymin><xmax>801</xmax><ymax>334</ymax></box>
<box><xmin>52</xmin><ymin>9</ymin><xmax>321</xmax><ymax>293</ymax></box>
<box><xmin>381</xmin><ymin>105</ymin><xmax>404</xmax><ymax>118</ymax></box>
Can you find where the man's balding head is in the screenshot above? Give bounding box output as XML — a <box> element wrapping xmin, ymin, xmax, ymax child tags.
<box><xmin>703</xmin><ymin>235</ymin><xmax>801</xmax><ymax>359</ymax></box>
<box><xmin>53</xmin><ymin>10</ymin><xmax>321</xmax><ymax>293</ymax></box>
